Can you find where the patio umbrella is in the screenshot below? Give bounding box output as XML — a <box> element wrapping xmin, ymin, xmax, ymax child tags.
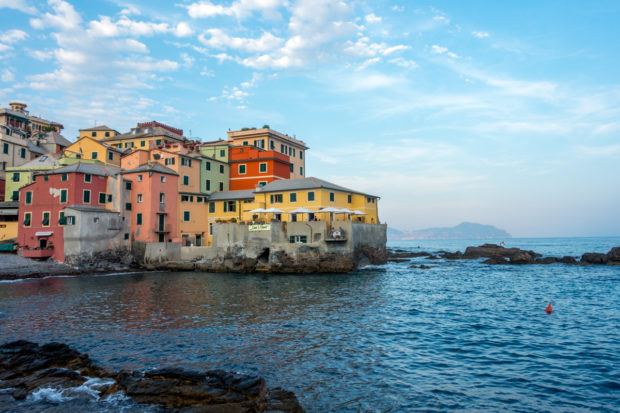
<box><xmin>352</xmin><ymin>210</ymin><xmax>366</xmax><ymax>215</ymax></box>
<box><xmin>250</xmin><ymin>208</ymin><xmax>267</xmax><ymax>213</ymax></box>
<box><xmin>288</xmin><ymin>207</ymin><xmax>315</xmax><ymax>222</ymax></box>
<box><xmin>318</xmin><ymin>207</ymin><xmax>341</xmax><ymax>213</ymax></box>
<box><xmin>265</xmin><ymin>207</ymin><xmax>283</xmax><ymax>213</ymax></box>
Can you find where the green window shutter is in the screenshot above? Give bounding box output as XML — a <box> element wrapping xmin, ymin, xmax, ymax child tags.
<box><xmin>136</xmin><ymin>213</ymin><xmax>142</xmax><ymax>225</ymax></box>
<box><xmin>60</xmin><ymin>190</ymin><xmax>67</xmax><ymax>203</ymax></box>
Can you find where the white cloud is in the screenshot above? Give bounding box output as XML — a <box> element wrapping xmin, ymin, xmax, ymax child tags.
<box><xmin>27</xmin><ymin>49</ymin><xmax>53</xmax><ymax>60</ymax></box>
<box><xmin>364</xmin><ymin>13</ymin><xmax>381</xmax><ymax>24</ymax></box>
<box><xmin>210</xmin><ymin>72</ymin><xmax>262</xmax><ymax>105</ymax></box>
<box><xmin>430</xmin><ymin>44</ymin><xmax>458</xmax><ymax>58</ymax></box>
<box><xmin>198</xmin><ymin>29</ymin><xmax>283</xmax><ymax>52</ymax></box>
<box><xmin>30</xmin><ymin>0</ymin><xmax>82</xmax><ymax>31</ymax></box>
<box><xmin>356</xmin><ymin>57</ymin><xmax>380</xmax><ymax>70</ymax></box>
<box><xmin>187</xmin><ymin>0</ymin><xmax>286</xmax><ymax>19</ymax></box>
<box><xmin>174</xmin><ymin>22</ymin><xmax>193</xmax><ymax>37</ymax></box>
<box><xmin>0</xmin><ymin>0</ymin><xmax>37</xmax><ymax>14</ymax></box>
<box><xmin>345</xmin><ymin>36</ymin><xmax>408</xmax><ymax>58</ymax></box>
<box><xmin>180</xmin><ymin>52</ymin><xmax>194</xmax><ymax>68</ymax></box>
<box><xmin>0</xmin><ymin>29</ymin><xmax>28</xmax><ymax>44</ymax></box>
<box><xmin>119</xmin><ymin>5</ymin><xmax>140</xmax><ymax>16</ymax></box>
<box><xmin>1</xmin><ymin>68</ymin><xmax>15</xmax><ymax>81</ymax></box>
<box><xmin>389</xmin><ymin>57</ymin><xmax>418</xmax><ymax>69</ymax></box>
<box><xmin>472</xmin><ymin>31</ymin><xmax>490</xmax><ymax>39</ymax></box>
<box><xmin>339</xmin><ymin>72</ymin><xmax>402</xmax><ymax>92</ymax></box>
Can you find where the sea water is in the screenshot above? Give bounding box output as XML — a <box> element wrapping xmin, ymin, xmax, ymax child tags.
<box><xmin>0</xmin><ymin>237</ymin><xmax>619</xmax><ymax>412</ymax></box>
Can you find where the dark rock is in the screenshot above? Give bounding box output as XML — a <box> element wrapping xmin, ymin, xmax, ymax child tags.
<box><xmin>580</xmin><ymin>252</ymin><xmax>608</xmax><ymax>265</ymax></box>
<box><xmin>483</xmin><ymin>256</ymin><xmax>508</xmax><ymax>265</ymax></box>
<box><xmin>535</xmin><ymin>257</ymin><xmax>560</xmax><ymax>265</ymax></box>
<box><xmin>387</xmin><ymin>250</ymin><xmax>433</xmax><ymax>259</ymax></box>
<box><xmin>408</xmin><ymin>264</ymin><xmax>433</xmax><ymax>269</ymax></box>
<box><xmin>560</xmin><ymin>256</ymin><xmax>577</xmax><ymax>264</ymax></box>
<box><xmin>0</xmin><ymin>341</ymin><xmax>303</xmax><ymax>412</ymax></box>
<box><xmin>463</xmin><ymin>244</ymin><xmax>540</xmax><ymax>260</ymax></box>
<box><xmin>439</xmin><ymin>251</ymin><xmax>464</xmax><ymax>260</ymax></box>
<box><xmin>508</xmin><ymin>252</ymin><xmax>536</xmax><ymax>264</ymax></box>
<box><xmin>606</xmin><ymin>247</ymin><xmax>620</xmax><ymax>264</ymax></box>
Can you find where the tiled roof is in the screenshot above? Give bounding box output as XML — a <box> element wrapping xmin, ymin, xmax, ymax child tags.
<box><xmin>208</xmin><ymin>189</ymin><xmax>255</xmax><ymax>201</ymax></box>
<box><xmin>45</xmin><ymin>132</ymin><xmax>72</xmax><ymax>147</ymax></box>
<box><xmin>10</xmin><ymin>153</ymin><xmax>61</xmax><ymax>170</ymax></box>
<box><xmin>42</xmin><ymin>162</ymin><xmax>121</xmax><ymax>177</ymax></box>
<box><xmin>27</xmin><ymin>141</ymin><xmax>49</xmax><ymax>155</ymax></box>
<box><xmin>255</xmin><ymin>177</ymin><xmax>379</xmax><ymax>198</ymax></box>
<box><xmin>79</xmin><ymin>125</ymin><xmax>118</xmax><ymax>132</ymax></box>
<box><xmin>102</xmin><ymin>126</ymin><xmax>186</xmax><ymax>143</ymax></box>
<box><xmin>120</xmin><ymin>162</ymin><xmax>178</xmax><ymax>176</ymax></box>
<box><xmin>63</xmin><ymin>205</ymin><xmax>117</xmax><ymax>213</ymax></box>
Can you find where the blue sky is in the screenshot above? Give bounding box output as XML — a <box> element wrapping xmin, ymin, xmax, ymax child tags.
<box><xmin>1</xmin><ymin>0</ymin><xmax>619</xmax><ymax>237</ymax></box>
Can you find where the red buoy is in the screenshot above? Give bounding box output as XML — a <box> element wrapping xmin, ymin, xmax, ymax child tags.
<box><xmin>545</xmin><ymin>303</ymin><xmax>553</xmax><ymax>314</ymax></box>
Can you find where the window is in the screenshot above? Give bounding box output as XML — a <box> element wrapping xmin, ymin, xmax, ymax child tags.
<box><xmin>243</xmin><ymin>140</ymin><xmax>248</xmax><ymax>146</ymax></box>
<box><xmin>156</xmin><ymin>139</ymin><xmax>162</xmax><ymax>146</ymax></box>
<box><xmin>66</xmin><ymin>215</ymin><xmax>75</xmax><ymax>225</ymax></box>
<box><xmin>300</xmin><ymin>166</ymin><xmax>303</xmax><ymax>175</ymax></box>
<box><xmin>183</xmin><ymin>175</ymin><xmax>189</xmax><ymax>185</ymax></box>
<box><xmin>58</xmin><ymin>211</ymin><xmax>66</xmax><ymax>225</ymax></box>
<box><xmin>258</xmin><ymin>181</ymin><xmax>267</xmax><ymax>187</ymax></box>
<box><xmin>270</xmin><ymin>140</ymin><xmax>275</xmax><ymax>150</ymax></box>
<box><xmin>300</xmin><ymin>150</ymin><xmax>303</xmax><ymax>159</ymax></box>
<box><xmin>76</xmin><ymin>154</ymin><xmax>82</xmax><ymax>159</ymax></box>
<box><xmin>238</xmin><ymin>164</ymin><xmax>246</xmax><ymax>174</ymax></box>
<box><xmin>91</xmin><ymin>131</ymin><xmax>96</xmax><ymax>137</ymax></box>
<box><xmin>91</xmin><ymin>151</ymin><xmax>98</xmax><ymax>160</ymax></box>
<box><xmin>291</xmin><ymin>148</ymin><xmax>296</xmax><ymax>157</ymax></box>
<box><xmin>2</xmin><ymin>143</ymin><xmax>8</xmax><ymax>154</ymax></box>
<box><xmin>209</xmin><ymin>223</ymin><xmax>213</xmax><ymax>235</ymax></box>
<box><xmin>11</xmin><ymin>191</ymin><xmax>18</xmax><ymax>201</ymax></box>
<box><xmin>125</xmin><ymin>181</ymin><xmax>132</xmax><ymax>190</ymax></box>
<box><xmin>224</xmin><ymin>201</ymin><xmax>236</xmax><ymax>212</ymax></box>
<box><xmin>153</xmin><ymin>153</ymin><xmax>161</xmax><ymax>160</ymax></box>
<box><xmin>206</xmin><ymin>161</ymin><xmax>211</xmax><ymax>171</ymax></box>
<box><xmin>23</xmin><ymin>212</ymin><xmax>31</xmax><ymax>227</ymax></box>
<box><xmin>25</xmin><ymin>191</ymin><xmax>32</xmax><ymax>205</ymax></box>
<box><xmin>42</xmin><ymin>212</ymin><xmax>50</xmax><ymax>227</ymax></box>
<box><xmin>108</xmin><ymin>151</ymin><xmax>114</xmax><ymax>161</ymax></box>
<box><xmin>348</xmin><ymin>194</ymin><xmax>352</xmax><ymax>203</ymax></box>
<box><xmin>308</xmin><ymin>191</ymin><xmax>315</xmax><ymax>201</ymax></box>
<box><xmin>83</xmin><ymin>190</ymin><xmax>91</xmax><ymax>203</ymax></box>
<box><xmin>12</xmin><ymin>172</ymin><xmax>19</xmax><ymax>182</ymax></box>
<box><xmin>125</xmin><ymin>203</ymin><xmax>132</xmax><ymax>211</ymax></box>
<box><xmin>124</xmin><ymin>233</ymin><xmax>129</xmax><ymax>240</ymax></box>
<box><xmin>183</xmin><ymin>211</ymin><xmax>190</xmax><ymax>221</ymax></box>
<box><xmin>181</xmin><ymin>157</ymin><xmax>192</xmax><ymax>167</ymax></box>
<box><xmin>206</xmin><ymin>180</ymin><xmax>211</xmax><ymax>191</ymax></box>
<box><xmin>329</xmin><ymin>192</ymin><xmax>335</xmax><ymax>202</ymax></box>
<box><xmin>136</xmin><ymin>213</ymin><xmax>143</xmax><ymax>225</ymax></box>
<box><xmin>105</xmin><ymin>131</ymin><xmax>110</xmax><ymax>137</ymax></box>
<box><xmin>220</xmin><ymin>149</ymin><xmax>225</xmax><ymax>157</ymax></box>
<box><xmin>61</xmin><ymin>173</ymin><xmax>68</xmax><ymax>181</ymax></box>
<box><xmin>60</xmin><ymin>189</ymin><xmax>68</xmax><ymax>203</ymax></box>
<box><xmin>181</xmin><ymin>195</ymin><xmax>190</xmax><ymax>202</ymax></box>
<box><xmin>160</xmin><ymin>175</ymin><xmax>166</xmax><ymax>183</ymax></box>
<box><xmin>137</xmin><ymin>194</ymin><xmax>143</xmax><ymax>203</ymax></box>
<box><xmin>137</xmin><ymin>174</ymin><xmax>143</xmax><ymax>182</ymax></box>
<box><xmin>159</xmin><ymin>193</ymin><xmax>165</xmax><ymax>203</ymax></box>
<box><xmin>259</xmin><ymin>162</ymin><xmax>267</xmax><ymax>173</ymax></box>
<box><xmin>219</xmin><ymin>164</ymin><xmax>224</xmax><ymax>173</ymax></box>
<box><xmin>289</xmin><ymin>235</ymin><xmax>308</xmax><ymax>244</ymax></box>
<box><xmin>290</xmin><ymin>192</ymin><xmax>297</xmax><ymax>202</ymax></box>
<box><xmin>107</xmin><ymin>194</ymin><xmax>112</xmax><ymax>202</ymax></box>
<box><xmin>289</xmin><ymin>163</ymin><xmax>294</xmax><ymax>172</ymax></box>
<box><xmin>270</xmin><ymin>194</ymin><xmax>283</xmax><ymax>203</ymax></box>
<box><xmin>140</xmin><ymin>140</ymin><xmax>145</xmax><ymax>147</ymax></box>
<box><xmin>281</xmin><ymin>144</ymin><xmax>285</xmax><ymax>153</ymax></box>
<box><xmin>44</xmin><ymin>175</ymin><xmax>48</xmax><ymax>181</ymax></box>
<box><xmin>84</xmin><ymin>173</ymin><xmax>92</xmax><ymax>183</ymax></box>
<box><xmin>99</xmin><ymin>193</ymin><xmax>106</xmax><ymax>204</ymax></box>
<box><xmin>219</xmin><ymin>182</ymin><xmax>224</xmax><ymax>191</ymax></box>
<box><xmin>209</xmin><ymin>202</ymin><xmax>215</xmax><ymax>213</ymax></box>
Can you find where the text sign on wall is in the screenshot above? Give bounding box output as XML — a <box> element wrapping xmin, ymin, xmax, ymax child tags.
<box><xmin>249</xmin><ymin>224</ymin><xmax>271</xmax><ymax>232</ymax></box>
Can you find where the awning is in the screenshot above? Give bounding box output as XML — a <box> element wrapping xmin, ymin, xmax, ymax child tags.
<box><xmin>35</xmin><ymin>231</ymin><xmax>53</xmax><ymax>237</ymax></box>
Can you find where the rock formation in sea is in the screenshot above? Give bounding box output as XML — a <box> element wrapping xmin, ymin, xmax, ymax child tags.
<box><xmin>0</xmin><ymin>340</ymin><xmax>303</xmax><ymax>412</ymax></box>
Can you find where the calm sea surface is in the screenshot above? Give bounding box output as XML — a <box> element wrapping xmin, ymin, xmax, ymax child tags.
<box><xmin>1</xmin><ymin>237</ymin><xmax>619</xmax><ymax>412</ymax></box>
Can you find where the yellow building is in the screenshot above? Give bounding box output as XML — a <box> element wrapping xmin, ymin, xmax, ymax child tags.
<box><xmin>102</xmin><ymin>121</ymin><xmax>186</xmax><ymax>150</ymax></box>
<box><xmin>206</xmin><ymin>177</ymin><xmax>380</xmax><ymax>232</ymax></box>
<box><xmin>78</xmin><ymin>125</ymin><xmax>120</xmax><ymax>141</ymax></box>
<box><xmin>0</xmin><ymin>201</ymin><xmax>18</xmax><ymax>245</ymax></box>
<box><xmin>63</xmin><ymin>136</ymin><xmax>123</xmax><ymax>166</ymax></box>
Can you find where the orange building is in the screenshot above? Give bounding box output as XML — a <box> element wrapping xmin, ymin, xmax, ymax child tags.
<box><xmin>120</xmin><ymin>163</ymin><xmax>179</xmax><ymax>243</ymax></box>
<box><xmin>228</xmin><ymin>146</ymin><xmax>291</xmax><ymax>190</ymax></box>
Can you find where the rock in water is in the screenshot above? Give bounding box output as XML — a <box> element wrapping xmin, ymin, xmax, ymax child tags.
<box><xmin>0</xmin><ymin>341</ymin><xmax>303</xmax><ymax>412</ymax></box>
<box><xmin>580</xmin><ymin>252</ymin><xmax>608</xmax><ymax>265</ymax></box>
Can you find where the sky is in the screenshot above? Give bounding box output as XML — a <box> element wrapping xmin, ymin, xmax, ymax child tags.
<box><xmin>1</xmin><ymin>0</ymin><xmax>619</xmax><ymax>237</ymax></box>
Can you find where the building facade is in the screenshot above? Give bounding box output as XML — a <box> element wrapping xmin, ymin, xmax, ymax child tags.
<box><xmin>63</xmin><ymin>136</ymin><xmax>123</xmax><ymax>166</ymax></box>
<box><xmin>79</xmin><ymin>125</ymin><xmax>120</xmax><ymax>141</ymax></box>
<box><xmin>228</xmin><ymin>146</ymin><xmax>291</xmax><ymax>190</ymax></box>
<box><xmin>227</xmin><ymin>128</ymin><xmax>308</xmax><ymax>179</ymax></box>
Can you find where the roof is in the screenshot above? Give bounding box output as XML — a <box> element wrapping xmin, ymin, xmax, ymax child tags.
<box><xmin>79</xmin><ymin>125</ymin><xmax>119</xmax><ymax>133</ymax></box>
<box><xmin>44</xmin><ymin>132</ymin><xmax>72</xmax><ymax>147</ymax></box>
<box><xmin>255</xmin><ymin>177</ymin><xmax>379</xmax><ymax>198</ymax></box>
<box><xmin>208</xmin><ymin>189</ymin><xmax>255</xmax><ymax>201</ymax></box>
<box><xmin>8</xmin><ymin>153</ymin><xmax>61</xmax><ymax>170</ymax></box>
<box><xmin>227</xmin><ymin>128</ymin><xmax>308</xmax><ymax>149</ymax></box>
<box><xmin>102</xmin><ymin>126</ymin><xmax>186</xmax><ymax>143</ymax></box>
<box><xmin>63</xmin><ymin>205</ymin><xmax>117</xmax><ymax>213</ymax></box>
<box><xmin>199</xmin><ymin>139</ymin><xmax>229</xmax><ymax>146</ymax></box>
<box><xmin>41</xmin><ymin>162</ymin><xmax>121</xmax><ymax>177</ymax></box>
<box><xmin>27</xmin><ymin>141</ymin><xmax>49</xmax><ymax>155</ymax></box>
<box><xmin>0</xmin><ymin>201</ymin><xmax>19</xmax><ymax>209</ymax></box>
<box><xmin>120</xmin><ymin>162</ymin><xmax>178</xmax><ymax>176</ymax></box>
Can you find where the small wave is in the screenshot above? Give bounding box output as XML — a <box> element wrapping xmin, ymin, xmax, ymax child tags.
<box><xmin>28</xmin><ymin>387</ymin><xmax>72</xmax><ymax>403</ymax></box>
<box><xmin>0</xmin><ymin>274</ymin><xmax>77</xmax><ymax>284</ymax></box>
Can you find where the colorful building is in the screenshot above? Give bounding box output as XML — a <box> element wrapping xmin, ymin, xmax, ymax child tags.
<box><xmin>63</xmin><ymin>136</ymin><xmax>123</xmax><ymax>166</ymax></box>
<box><xmin>227</xmin><ymin>127</ymin><xmax>308</xmax><ymax>179</ymax></box>
<box><xmin>102</xmin><ymin>121</ymin><xmax>186</xmax><ymax>150</ymax></box>
<box><xmin>120</xmin><ymin>163</ymin><xmax>179</xmax><ymax>243</ymax></box>
<box><xmin>17</xmin><ymin>163</ymin><xmax>119</xmax><ymax>261</ymax></box>
<box><xmin>79</xmin><ymin>125</ymin><xmax>120</xmax><ymax>141</ymax></box>
<box><xmin>199</xmin><ymin>140</ymin><xmax>230</xmax><ymax>162</ymax></box>
<box><xmin>228</xmin><ymin>146</ymin><xmax>290</xmax><ymax>190</ymax></box>
<box><xmin>0</xmin><ymin>201</ymin><xmax>18</xmax><ymax>246</ymax></box>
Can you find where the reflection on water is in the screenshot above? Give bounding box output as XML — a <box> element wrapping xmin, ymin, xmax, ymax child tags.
<box><xmin>1</xmin><ymin>237</ymin><xmax>619</xmax><ymax>412</ymax></box>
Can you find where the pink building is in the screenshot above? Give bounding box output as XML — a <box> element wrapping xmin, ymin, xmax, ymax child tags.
<box><xmin>120</xmin><ymin>163</ymin><xmax>179</xmax><ymax>243</ymax></box>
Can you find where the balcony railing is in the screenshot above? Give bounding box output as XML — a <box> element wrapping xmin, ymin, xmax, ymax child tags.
<box><xmin>21</xmin><ymin>247</ymin><xmax>54</xmax><ymax>259</ymax></box>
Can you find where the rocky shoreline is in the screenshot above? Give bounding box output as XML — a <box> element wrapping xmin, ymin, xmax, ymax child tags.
<box><xmin>388</xmin><ymin>243</ymin><xmax>620</xmax><ymax>266</ymax></box>
<box><xmin>0</xmin><ymin>340</ymin><xmax>303</xmax><ymax>412</ymax></box>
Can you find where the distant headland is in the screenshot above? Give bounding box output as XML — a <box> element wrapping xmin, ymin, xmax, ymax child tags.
<box><xmin>388</xmin><ymin>222</ymin><xmax>511</xmax><ymax>240</ymax></box>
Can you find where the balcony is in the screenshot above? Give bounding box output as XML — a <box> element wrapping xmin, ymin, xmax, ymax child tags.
<box><xmin>154</xmin><ymin>224</ymin><xmax>173</xmax><ymax>234</ymax></box>
<box><xmin>21</xmin><ymin>247</ymin><xmax>54</xmax><ymax>259</ymax></box>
